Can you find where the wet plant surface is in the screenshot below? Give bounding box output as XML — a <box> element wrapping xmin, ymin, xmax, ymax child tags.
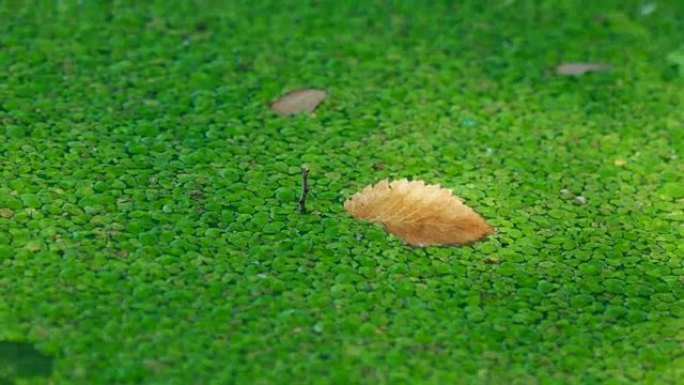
<box><xmin>0</xmin><ymin>1</ymin><xmax>683</xmax><ymax>384</ymax></box>
<box><xmin>0</xmin><ymin>341</ymin><xmax>54</xmax><ymax>384</ymax></box>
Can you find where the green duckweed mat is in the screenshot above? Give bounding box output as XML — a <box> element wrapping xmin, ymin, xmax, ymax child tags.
<box><xmin>1</xmin><ymin>1</ymin><xmax>683</xmax><ymax>384</ymax></box>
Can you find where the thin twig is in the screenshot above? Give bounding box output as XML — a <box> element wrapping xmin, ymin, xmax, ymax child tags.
<box><xmin>298</xmin><ymin>167</ymin><xmax>310</xmax><ymax>214</ymax></box>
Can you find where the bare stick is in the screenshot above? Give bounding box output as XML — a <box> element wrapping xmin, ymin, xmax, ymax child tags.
<box><xmin>298</xmin><ymin>167</ymin><xmax>310</xmax><ymax>214</ymax></box>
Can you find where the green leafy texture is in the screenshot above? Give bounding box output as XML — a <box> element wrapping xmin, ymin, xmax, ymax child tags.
<box><xmin>667</xmin><ymin>45</ymin><xmax>684</xmax><ymax>76</ymax></box>
<box><xmin>0</xmin><ymin>1</ymin><xmax>683</xmax><ymax>384</ymax></box>
<box><xmin>0</xmin><ymin>341</ymin><xmax>54</xmax><ymax>381</ymax></box>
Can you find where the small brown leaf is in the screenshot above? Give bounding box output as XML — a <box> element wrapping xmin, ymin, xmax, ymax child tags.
<box><xmin>270</xmin><ymin>88</ymin><xmax>327</xmax><ymax>116</ymax></box>
<box><xmin>344</xmin><ymin>179</ymin><xmax>495</xmax><ymax>247</ymax></box>
<box><xmin>555</xmin><ymin>62</ymin><xmax>611</xmax><ymax>76</ymax></box>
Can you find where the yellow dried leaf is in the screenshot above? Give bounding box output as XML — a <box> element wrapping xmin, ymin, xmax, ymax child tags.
<box><xmin>270</xmin><ymin>88</ymin><xmax>327</xmax><ymax>115</ymax></box>
<box><xmin>344</xmin><ymin>179</ymin><xmax>495</xmax><ymax>247</ymax></box>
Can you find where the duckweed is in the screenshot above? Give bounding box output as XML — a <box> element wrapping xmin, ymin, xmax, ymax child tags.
<box><xmin>0</xmin><ymin>1</ymin><xmax>683</xmax><ymax>384</ymax></box>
